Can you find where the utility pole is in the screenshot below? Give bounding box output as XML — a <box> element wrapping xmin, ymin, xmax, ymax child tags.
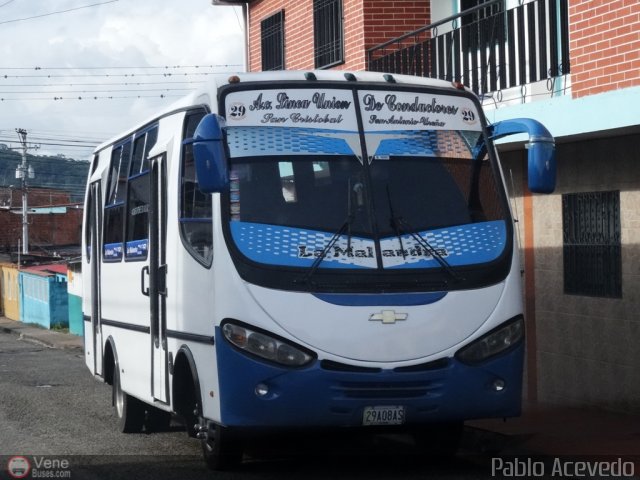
<box><xmin>15</xmin><ymin>129</ymin><xmax>36</xmax><ymax>254</ymax></box>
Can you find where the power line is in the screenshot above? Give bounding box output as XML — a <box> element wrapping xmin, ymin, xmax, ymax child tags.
<box><xmin>0</xmin><ymin>94</ymin><xmax>183</xmax><ymax>101</ymax></box>
<box><xmin>0</xmin><ymin>88</ymin><xmax>194</xmax><ymax>94</ymax></box>
<box><xmin>0</xmin><ymin>81</ymin><xmax>207</xmax><ymax>87</ymax></box>
<box><xmin>0</xmin><ymin>0</ymin><xmax>16</xmax><ymax>7</ymax></box>
<box><xmin>0</xmin><ymin>64</ymin><xmax>242</xmax><ymax>70</ymax></box>
<box><xmin>23</xmin><ymin>128</ymin><xmax>118</xmax><ymax>139</ymax></box>
<box><xmin>0</xmin><ymin>1</ymin><xmax>119</xmax><ymax>25</ymax></box>
<box><xmin>11</xmin><ymin>134</ymin><xmax>104</xmax><ymax>143</ymax></box>
<box><xmin>0</xmin><ymin>71</ymin><xmax>233</xmax><ymax>79</ymax></box>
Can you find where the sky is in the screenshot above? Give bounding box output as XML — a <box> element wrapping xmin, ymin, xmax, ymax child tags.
<box><xmin>0</xmin><ymin>0</ymin><xmax>244</xmax><ymax>159</ymax></box>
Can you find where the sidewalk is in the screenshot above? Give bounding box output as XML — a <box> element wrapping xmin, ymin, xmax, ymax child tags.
<box><xmin>0</xmin><ymin>316</ymin><xmax>83</xmax><ymax>350</ymax></box>
<box><xmin>1</xmin><ymin>315</ymin><xmax>639</xmax><ymax>463</ymax></box>
<box><xmin>467</xmin><ymin>403</ymin><xmax>640</xmax><ymax>460</ymax></box>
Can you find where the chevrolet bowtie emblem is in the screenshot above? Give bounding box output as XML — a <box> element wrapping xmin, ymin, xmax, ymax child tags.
<box><xmin>369</xmin><ymin>310</ymin><xmax>408</xmax><ymax>324</ymax></box>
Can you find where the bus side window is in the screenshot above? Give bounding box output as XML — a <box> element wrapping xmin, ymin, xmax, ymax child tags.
<box><xmin>180</xmin><ymin>110</ymin><xmax>213</xmax><ymax>266</ymax></box>
<box><xmin>103</xmin><ymin>141</ymin><xmax>131</xmax><ymax>261</ymax></box>
<box><xmin>122</xmin><ymin>125</ymin><xmax>159</xmax><ymax>261</ymax></box>
<box><xmin>130</xmin><ymin>126</ymin><xmax>158</xmax><ymax>176</ymax></box>
<box><xmin>125</xmin><ymin>174</ymin><xmax>150</xmax><ymax>260</ymax></box>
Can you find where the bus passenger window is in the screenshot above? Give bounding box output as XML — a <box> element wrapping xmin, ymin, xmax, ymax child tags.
<box><xmin>130</xmin><ymin>135</ymin><xmax>146</xmax><ymax>176</ymax></box>
<box><xmin>103</xmin><ymin>204</ymin><xmax>124</xmax><ymax>261</ymax></box>
<box><xmin>130</xmin><ymin>126</ymin><xmax>158</xmax><ymax>176</ymax></box>
<box><xmin>125</xmin><ymin>175</ymin><xmax>150</xmax><ymax>260</ymax></box>
<box><xmin>103</xmin><ymin>141</ymin><xmax>131</xmax><ymax>261</ymax></box>
<box><xmin>180</xmin><ymin>110</ymin><xmax>213</xmax><ymax>266</ymax></box>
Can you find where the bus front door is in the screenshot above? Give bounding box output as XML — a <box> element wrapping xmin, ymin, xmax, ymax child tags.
<box><xmin>149</xmin><ymin>154</ymin><xmax>169</xmax><ymax>403</ymax></box>
<box><xmin>87</xmin><ymin>181</ymin><xmax>103</xmax><ymax>376</ymax></box>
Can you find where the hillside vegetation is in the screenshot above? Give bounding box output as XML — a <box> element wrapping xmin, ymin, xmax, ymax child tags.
<box><xmin>0</xmin><ymin>145</ymin><xmax>89</xmax><ymax>201</ymax></box>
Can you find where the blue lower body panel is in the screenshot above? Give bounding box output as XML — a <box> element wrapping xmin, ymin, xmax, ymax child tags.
<box><xmin>215</xmin><ymin>327</ymin><xmax>524</xmax><ymax>428</ymax></box>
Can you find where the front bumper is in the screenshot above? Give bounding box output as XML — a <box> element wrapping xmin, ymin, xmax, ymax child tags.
<box><xmin>215</xmin><ymin>326</ymin><xmax>524</xmax><ymax>428</ymax></box>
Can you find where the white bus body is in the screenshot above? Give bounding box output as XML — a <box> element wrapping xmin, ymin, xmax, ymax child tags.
<box><xmin>82</xmin><ymin>70</ymin><xmax>555</xmax><ymax>468</ymax></box>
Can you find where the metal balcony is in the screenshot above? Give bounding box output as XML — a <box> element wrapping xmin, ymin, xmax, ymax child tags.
<box><xmin>367</xmin><ymin>0</ymin><xmax>570</xmax><ymax>98</ymax></box>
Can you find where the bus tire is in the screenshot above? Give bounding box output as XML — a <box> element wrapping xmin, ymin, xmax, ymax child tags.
<box><xmin>201</xmin><ymin>421</ymin><xmax>242</xmax><ymax>471</ymax></box>
<box><xmin>113</xmin><ymin>365</ymin><xmax>145</xmax><ymax>433</ymax></box>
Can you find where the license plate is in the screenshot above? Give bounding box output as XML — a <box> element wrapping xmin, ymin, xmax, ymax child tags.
<box><xmin>362</xmin><ymin>406</ymin><xmax>405</xmax><ymax>426</ymax></box>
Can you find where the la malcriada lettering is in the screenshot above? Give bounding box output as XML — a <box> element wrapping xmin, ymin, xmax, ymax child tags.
<box><xmin>362</xmin><ymin>93</ymin><xmax>459</xmax><ymax>115</ymax></box>
<box><xmin>297</xmin><ymin>245</ymin><xmax>448</xmax><ymax>259</ymax></box>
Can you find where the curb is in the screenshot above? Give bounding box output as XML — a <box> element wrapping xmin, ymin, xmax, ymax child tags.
<box><xmin>0</xmin><ymin>321</ymin><xmax>83</xmax><ymax>351</ymax></box>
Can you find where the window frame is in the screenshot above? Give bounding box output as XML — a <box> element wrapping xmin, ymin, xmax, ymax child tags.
<box><xmin>102</xmin><ymin>140</ymin><xmax>131</xmax><ymax>262</ymax></box>
<box><xmin>123</xmin><ymin>124</ymin><xmax>158</xmax><ymax>262</ymax></box>
<box><xmin>313</xmin><ymin>0</ymin><xmax>344</xmax><ymax>69</ymax></box>
<box><xmin>562</xmin><ymin>190</ymin><xmax>622</xmax><ymax>298</ymax></box>
<box><xmin>261</xmin><ymin>10</ymin><xmax>285</xmax><ymax>71</ymax></box>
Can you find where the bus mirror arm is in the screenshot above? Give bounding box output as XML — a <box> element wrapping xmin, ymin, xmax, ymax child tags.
<box><xmin>489</xmin><ymin>118</ymin><xmax>556</xmax><ymax>194</ymax></box>
<box><xmin>186</xmin><ymin>114</ymin><xmax>230</xmax><ymax>194</ymax></box>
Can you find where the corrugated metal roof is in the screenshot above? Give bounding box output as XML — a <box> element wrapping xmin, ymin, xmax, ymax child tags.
<box><xmin>22</xmin><ymin>263</ymin><xmax>68</xmax><ymax>276</ymax></box>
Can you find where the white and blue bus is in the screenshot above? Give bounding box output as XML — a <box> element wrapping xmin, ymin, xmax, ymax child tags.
<box><xmin>82</xmin><ymin>70</ymin><xmax>555</xmax><ymax>469</ymax></box>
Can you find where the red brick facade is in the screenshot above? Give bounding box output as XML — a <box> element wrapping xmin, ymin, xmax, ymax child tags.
<box><xmin>248</xmin><ymin>0</ymin><xmax>430</xmax><ymax>72</ymax></box>
<box><xmin>0</xmin><ymin>188</ymin><xmax>82</xmax><ymax>252</ymax></box>
<box><xmin>569</xmin><ymin>0</ymin><xmax>640</xmax><ymax>98</ymax></box>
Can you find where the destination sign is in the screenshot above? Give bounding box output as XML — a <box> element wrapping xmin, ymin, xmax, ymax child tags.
<box><xmin>225</xmin><ymin>89</ymin><xmax>358</xmax><ymax>130</ymax></box>
<box><xmin>358</xmin><ymin>90</ymin><xmax>482</xmax><ymax>132</ymax></box>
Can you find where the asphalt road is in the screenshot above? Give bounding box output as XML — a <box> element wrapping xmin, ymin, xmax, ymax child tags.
<box><xmin>0</xmin><ymin>332</ymin><xmax>503</xmax><ymax>480</ymax></box>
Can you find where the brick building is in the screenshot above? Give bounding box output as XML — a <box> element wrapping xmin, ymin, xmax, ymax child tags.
<box><xmin>0</xmin><ymin>187</ymin><xmax>83</xmax><ymax>253</ymax></box>
<box><xmin>216</xmin><ymin>0</ymin><xmax>640</xmax><ymax>414</ymax></box>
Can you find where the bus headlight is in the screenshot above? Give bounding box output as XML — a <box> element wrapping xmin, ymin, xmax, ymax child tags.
<box><xmin>456</xmin><ymin>316</ymin><xmax>524</xmax><ymax>365</ymax></box>
<box><xmin>222</xmin><ymin>321</ymin><xmax>315</xmax><ymax>367</ymax></box>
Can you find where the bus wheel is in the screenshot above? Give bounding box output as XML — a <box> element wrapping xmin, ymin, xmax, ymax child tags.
<box><xmin>113</xmin><ymin>365</ymin><xmax>145</xmax><ymax>433</ymax></box>
<box><xmin>200</xmin><ymin>420</ymin><xmax>242</xmax><ymax>471</ymax></box>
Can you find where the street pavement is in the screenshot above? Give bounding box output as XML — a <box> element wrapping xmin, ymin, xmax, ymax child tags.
<box><xmin>1</xmin><ymin>315</ymin><xmax>639</xmax><ymax>469</ymax></box>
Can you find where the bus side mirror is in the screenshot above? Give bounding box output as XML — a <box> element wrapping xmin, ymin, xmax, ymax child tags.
<box><xmin>490</xmin><ymin>118</ymin><xmax>556</xmax><ymax>194</ymax></box>
<box><xmin>525</xmin><ymin>139</ymin><xmax>556</xmax><ymax>194</ymax></box>
<box><xmin>185</xmin><ymin>114</ymin><xmax>229</xmax><ymax>193</ymax></box>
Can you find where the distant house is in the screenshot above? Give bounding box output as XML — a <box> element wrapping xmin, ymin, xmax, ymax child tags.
<box><xmin>0</xmin><ymin>262</ymin><xmax>21</xmax><ymax>320</ymax></box>
<box><xmin>215</xmin><ymin>0</ymin><xmax>640</xmax><ymax>413</ymax></box>
<box><xmin>0</xmin><ymin>187</ymin><xmax>83</xmax><ymax>254</ymax></box>
<box><xmin>19</xmin><ymin>264</ymin><xmax>69</xmax><ymax>330</ymax></box>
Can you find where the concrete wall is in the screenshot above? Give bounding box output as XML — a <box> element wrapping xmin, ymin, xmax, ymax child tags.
<box><xmin>19</xmin><ymin>272</ymin><xmax>69</xmax><ymax>329</ymax></box>
<box><xmin>67</xmin><ymin>262</ymin><xmax>83</xmax><ymax>336</ymax></box>
<box><xmin>0</xmin><ymin>264</ymin><xmax>20</xmax><ymax>320</ymax></box>
<box><xmin>500</xmin><ymin>132</ymin><xmax>640</xmax><ymax>414</ymax></box>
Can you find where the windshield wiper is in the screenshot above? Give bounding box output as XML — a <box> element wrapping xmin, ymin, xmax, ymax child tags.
<box><xmin>297</xmin><ymin>180</ymin><xmax>355</xmax><ymax>286</ymax></box>
<box><xmin>386</xmin><ymin>185</ymin><xmax>463</xmax><ymax>283</ymax></box>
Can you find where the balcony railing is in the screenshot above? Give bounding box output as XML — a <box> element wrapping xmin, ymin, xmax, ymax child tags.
<box><xmin>367</xmin><ymin>0</ymin><xmax>570</xmax><ymax>98</ymax></box>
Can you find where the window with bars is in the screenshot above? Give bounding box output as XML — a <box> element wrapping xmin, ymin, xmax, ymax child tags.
<box><xmin>261</xmin><ymin>10</ymin><xmax>285</xmax><ymax>71</ymax></box>
<box><xmin>562</xmin><ymin>190</ymin><xmax>622</xmax><ymax>298</ymax></box>
<box><xmin>313</xmin><ymin>0</ymin><xmax>343</xmax><ymax>69</ymax></box>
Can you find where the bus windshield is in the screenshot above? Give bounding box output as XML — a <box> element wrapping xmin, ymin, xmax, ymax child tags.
<box><xmin>221</xmin><ymin>86</ymin><xmax>510</xmax><ymax>288</ymax></box>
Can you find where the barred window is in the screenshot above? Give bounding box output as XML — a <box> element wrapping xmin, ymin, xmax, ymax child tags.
<box><xmin>261</xmin><ymin>10</ymin><xmax>285</xmax><ymax>71</ymax></box>
<box><xmin>313</xmin><ymin>0</ymin><xmax>343</xmax><ymax>69</ymax></box>
<box><xmin>562</xmin><ymin>190</ymin><xmax>621</xmax><ymax>298</ymax></box>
